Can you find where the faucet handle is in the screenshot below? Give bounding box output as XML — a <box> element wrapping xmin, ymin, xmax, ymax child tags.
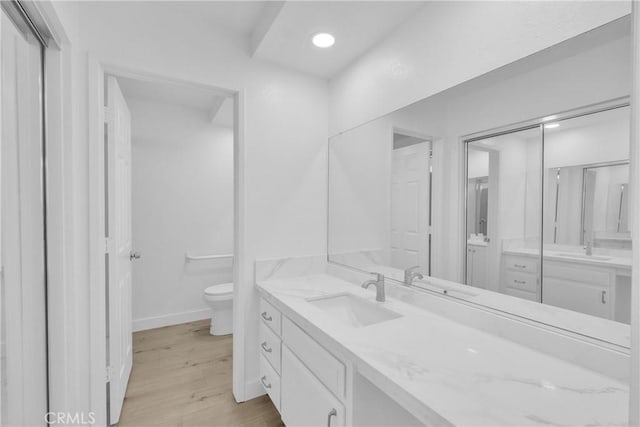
<box><xmin>368</xmin><ymin>272</ymin><xmax>384</xmax><ymax>282</ymax></box>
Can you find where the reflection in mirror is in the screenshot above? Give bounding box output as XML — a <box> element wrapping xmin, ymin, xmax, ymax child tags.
<box><xmin>328</xmin><ymin>17</ymin><xmax>632</xmax><ymax>344</ymax></box>
<box><xmin>466</xmin><ymin>128</ymin><xmax>542</xmax><ymax>294</ymax></box>
<box><xmin>391</xmin><ymin>132</ymin><xmax>431</xmax><ymax>274</ymax></box>
<box><xmin>328</xmin><ymin>120</ymin><xmax>433</xmax><ymax>280</ymax></box>
<box><xmin>466</xmin><ymin>105</ymin><xmax>632</xmax><ymax>324</ymax></box>
<box><xmin>541</xmin><ymin>106</ymin><xmax>631</xmax><ymax>323</ymax></box>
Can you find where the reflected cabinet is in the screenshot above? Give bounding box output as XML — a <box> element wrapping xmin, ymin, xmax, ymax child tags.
<box><xmin>464</xmin><ymin>104</ymin><xmax>632</xmax><ymax>324</ymax></box>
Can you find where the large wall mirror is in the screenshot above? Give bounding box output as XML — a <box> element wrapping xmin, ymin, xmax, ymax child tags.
<box><xmin>328</xmin><ymin>16</ymin><xmax>632</xmax><ymax>347</ymax></box>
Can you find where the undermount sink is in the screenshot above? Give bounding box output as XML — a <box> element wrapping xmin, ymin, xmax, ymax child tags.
<box><xmin>307</xmin><ymin>293</ymin><xmax>402</xmax><ymax>328</ymax></box>
<box><xmin>553</xmin><ymin>252</ymin><xmax>612</xmax><ymax>261</ymax></box>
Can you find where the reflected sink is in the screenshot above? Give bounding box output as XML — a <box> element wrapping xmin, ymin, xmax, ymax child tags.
<box><xmin>307</xmin><ymin>294</ymin><xmax>402</xmax><ymax>328</ymax></box>
<box><xmin>553</xmin><ymin>253</ymin><xmax>611</xmax><ymax>261</ymax></box>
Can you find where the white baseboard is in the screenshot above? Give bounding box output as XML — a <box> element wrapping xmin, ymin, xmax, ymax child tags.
<box><xmin>133</xmin><ymin>308</ymin><xmax>211</xmax><ymax>332</ymax></box>
<box><xmin>242</xmin><ymin>379</ymin><xmax>266</xmax><ymax>402</ymax></box>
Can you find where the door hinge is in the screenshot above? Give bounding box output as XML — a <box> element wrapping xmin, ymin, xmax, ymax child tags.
<box><xmin>105</xmin><ymin>365</ymin><xmax>111</xmax><ymax>382</ymax></box>
<box><xmin>104</xmin><ymin>238</ymin><xmax>110</xmax><ymax>253</ymax></box>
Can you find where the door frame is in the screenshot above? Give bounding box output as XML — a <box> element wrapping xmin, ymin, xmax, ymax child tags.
<box><xmin>87</xmin><ymin>58</ymin><xmax>247</xmax><ymax>425</ymax></box>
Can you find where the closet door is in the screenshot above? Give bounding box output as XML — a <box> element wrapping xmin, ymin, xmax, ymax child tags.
<box><xmin>1</xmin><ymin>3</ymin><xmax>48</xmax><ymax>426</ymax></box>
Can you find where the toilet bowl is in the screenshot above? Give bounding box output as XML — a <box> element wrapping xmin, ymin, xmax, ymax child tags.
<box><xmin>203</xmin><ymin>282</ymin><xmax>234</xmax><ymax>336</ymax></box>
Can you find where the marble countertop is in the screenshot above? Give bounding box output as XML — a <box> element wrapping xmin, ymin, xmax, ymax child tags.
<box><xmin>503</xmin><ymin>247</ymin><xmax>632</xmax><ymax>269</ymax></box>
<box><xmin>257</xmin><ymin>274</ymin><xmax>628</xmax><ymax>426</ymax></box>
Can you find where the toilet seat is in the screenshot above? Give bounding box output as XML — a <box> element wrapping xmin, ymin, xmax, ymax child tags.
<box><xmin>204</xmin><ymin>282</ymin><xmax>233</xmax><ymax>297</ymax></box>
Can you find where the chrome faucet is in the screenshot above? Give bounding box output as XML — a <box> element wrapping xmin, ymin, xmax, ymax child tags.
<box><xmin>404</xmin><ymin>266</ymin><xmax>424</xmax><ymax>285</ymax></box>
<box><xmin>585</xmin><ymin>240</ymin><xmax>593</xmax><ymax>256</ymax></box>
<box><xmin>362</xmin><ymin>273</ymin><xmax>385</xmax><ymax>302</ymax></box>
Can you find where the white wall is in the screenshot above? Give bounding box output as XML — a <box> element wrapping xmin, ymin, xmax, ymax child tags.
<box><xmin>329</xmin><ymin>1</ymin><xmax>631</xmax><ymax>135</ymax></box>
<box><xmin>127</xmin><ymin>96</ymin><xmax>234</xmax><ymax>331</ymax></box>
<box><xmin>47</xmin><ymin>1</ymin><xmax>328</xmax><ymax>421</ymax></box>
<box><xmin>329</xmin><ymin>118</ymin><xmax>391</xmax><ymax>258</ymax></box>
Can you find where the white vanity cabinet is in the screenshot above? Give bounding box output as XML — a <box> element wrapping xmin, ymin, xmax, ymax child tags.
<box><xmin>542</xmin><ymin>261</ymin><xmax>612</xmax><ymax>320</ymax></box>
<box><xmin>258</xmin><ymin>299</ymin><xmax>283</xmax><ymax>409</ymax></box>
<box><xmin>501</xmin><ymin>254</ymin><xmax>539</xmax><ymax>302</ymax></box>
<box><xmin>281</xmin><ymin>346</ymin><xmax>345</xmax><ymax>427</ymax></box>
<box><xmin>466</xmin><ymin>243</ymin><xmax>487</xmax><ymax>288</ymax></box>
<box><xmin>259</xmin><ymin>298</ymin><xmax>347</xmax><ymax>426</ymax></box>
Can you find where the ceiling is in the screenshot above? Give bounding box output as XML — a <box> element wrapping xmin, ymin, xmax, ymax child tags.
<box><xmin>117</xmin><ymin>76</ymin><xmax>234</xmax><ymax>128</ymax></box>
<box><xmin>161</xmin><ymin>1</ymin><xmax>426</xmax><ymax>80</ymax></box>
<box><xmin>251</xmin><ymin>1</ymin><xmax>426</xmax><ymax>79</ymax></box>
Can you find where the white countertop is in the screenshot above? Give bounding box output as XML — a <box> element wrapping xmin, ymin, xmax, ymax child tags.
<box><xmin>503</xmin><ymin>247</ymin><xmax>631</xmax><ymax>269</ymax></box>
<box><xmin>257</xmin><ymin>274</ymin><xmax>629</xmax><ymax>426</ymax></box>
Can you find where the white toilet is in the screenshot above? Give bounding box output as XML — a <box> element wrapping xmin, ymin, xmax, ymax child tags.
<box><xmin>203</xmin><ymin>282</ymin><xmax>234</xmax><ymax>336</ymax></box>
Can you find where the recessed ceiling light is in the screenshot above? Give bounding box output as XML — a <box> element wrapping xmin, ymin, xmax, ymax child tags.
<box><xmin>544</xmin><ymin>123</ymin><xmax>560</xmax><ymax>129</ymax></box>
<box><xmin>542</xmin><ymin>115</ymin><xmax>558</xmax><ymax>122</ymax></box>
<box><xmin>312</xmin><ymin>33</ymin><xmax>335</xmax><ymax>48</ymax></box>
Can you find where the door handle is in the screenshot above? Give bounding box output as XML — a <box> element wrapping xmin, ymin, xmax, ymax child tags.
<box><xmin>261</xmin><ymin>312</ymin><xmax>272</xmax><ymax>322</ymax></box>
<box><xmin>130</xmin><ymin>251</ymin><xmax>141</xmax><ymax>261</ymax></box>
<box><xmin>260</xmin><ymin>375</ymin><xmax>271</xmax><ymax>389</ymax></box>
<box><xmin>601</xmin><ymin>290</ymin><xmax>607</xmax><ymax>304</ymax></box>
<box><xmin>327</xmin><ymin>408</ymin><xmax>337</xmax><ymax>427</ymax></box>
<box><xmin>261</xmin><ymin>341</ymin><xmax>272</xmax><ymax>353</ymax></box>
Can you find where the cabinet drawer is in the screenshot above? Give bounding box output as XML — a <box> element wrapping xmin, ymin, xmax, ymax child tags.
<box><xmin>282</xmin><ymin>318</ymin><xmax>345</xmax><ymax>399</ymax></box>
<box><xmin>544</xmin><ymin>262</ymin><xmax>611</xmax><ymax>287</ymax></box>
<box><xmin>504</xmin><ymin>255</ymin><xmax>538</xmax><ymax>273</ymax></box>
<box><xmin>504</xmin><ymin>270</ymin><xmax>538</xmax><ymax>293</ymax></box>
<box><xmin>260</xmin><ymin>321</ymin><xmax>282</xmax><ymax>374</ymax></box>
<box><xmin>259</xmin><ymin>355</ymin><xmax>281</xmax><ymax>411</ymax></box>
<box><xmin>281</xmin><ymin>346</ymin><xmax>345</xmax><ymax>427</ymax></box>
<box><xmin>260</xmin><ymin>298</ymin><xmax>282</xmax><ymax>336</ymax></box>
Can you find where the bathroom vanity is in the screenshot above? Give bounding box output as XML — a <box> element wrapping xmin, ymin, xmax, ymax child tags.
<box><xmin>502</xmin><ymin>249</ymin><xmax>632</xmax><ymax>322</ymax></box>
<box><xmin>256</xmin><ymin>272</ymin><xmax>628</xmax><ymax>426</ymax></box>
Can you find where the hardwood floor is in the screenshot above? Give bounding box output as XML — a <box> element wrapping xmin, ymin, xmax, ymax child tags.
<box><xmin>118</xmin><ymin>320</ymin><xmax>283</xmax><ymax>427</ymax></box>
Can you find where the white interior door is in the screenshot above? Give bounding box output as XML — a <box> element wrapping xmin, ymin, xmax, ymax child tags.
<box><xmin>106</xmin><ymin>76</ymin><xmax>133</xmax><ymax>424</ymax></box>
<box><xmin>390</xmin><ymin>142</ymin><xmax>431</xmax><ymax>273</ymax></box>
<box><xmin>1</xmin><ymin>7</ymin><xmax>48</xmax><ymax>426</ymax></box>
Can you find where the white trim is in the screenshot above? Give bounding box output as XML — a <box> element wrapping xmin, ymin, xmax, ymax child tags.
<box><xmin>87</xmin><ymin>54</ymin><xmax>108</xmax><ymax>427</ymax></box>
<box><xmin>629</xmin><ymin>3</ymin><xmax>639</xmax><ymax>424</ymax></box>
<box><xmin>132</xmin><ymin>309</ymin><xmax>211</xmax><ymax>332</ymax></box>
<box><xmin>244</xmin><ymin>379</ymin><xmax>265</xmax><ymax>402</ymax></box>
<box><xmin>232</xmin><ymin>89</ymin><xmax>250</xmax><ymax>402</ymax></box>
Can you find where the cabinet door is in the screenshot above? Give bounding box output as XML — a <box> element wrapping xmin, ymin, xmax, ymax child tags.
<box><xmin>542</xmin><ymin>278</ymin><xmax>609</xmax><ymax>319</ymax></box>
<box><xmin>466</xmin><ymin>248</ymin><xmax>474</xmax><ymax>286</ymax></box>
<box><xmin>281</xmin><ymin>346</ymin><xmax>345</xmax><ymax>427</ymax></box>
<box><xmin>472</xmin><ymin>246</ymin><xmax>487</xmax><ymax>288</ymax></box>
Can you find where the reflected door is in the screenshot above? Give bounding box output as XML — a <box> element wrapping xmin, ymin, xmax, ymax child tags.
<box><xmin>390</xmin><ymin>142</ymin><xmax>430</xmax><ymax>273</ymax></box>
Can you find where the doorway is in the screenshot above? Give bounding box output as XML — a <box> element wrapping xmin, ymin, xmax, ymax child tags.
<box><xmin>102</xmin><ymin>73</ymin><xmax>236</xmax><ymax>424</ymax></box>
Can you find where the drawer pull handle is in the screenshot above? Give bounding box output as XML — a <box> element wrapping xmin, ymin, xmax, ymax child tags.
<box><xmin>261</xmin><ymin>312</ymin><xmax>272</xmax><ymax>322</ymax></box>
<box><xmin>260</xmin><ymin>375</ymin><xmax>272</xmax><ymax>389</ymax></box>
<box><xmin>601</xmin><ymin>291</ymin><xmax>607</xmax><ymax>304</ymax></box>
<box><xmin>261</xmin><ymin>341</ymin><xmax>272</xmax><ymax>353</ymax></box>
<box><xmin>514</xmin><ymin>264</ymin><xmax>526</xmax><ymax>269</ymax></box>
<box><xmin>327</xmin><ymin>408</ymin><xmax>337</xmax><ymax>427</ymax></box>
<box><xmin>514</xmin><ymin>279</ymin><xmax>526</xmax><ymax>285</ymax></box>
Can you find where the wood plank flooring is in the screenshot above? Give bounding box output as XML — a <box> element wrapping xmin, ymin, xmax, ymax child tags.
<box><xmin>118</xmin><ymin>320</ymin><xmax>283</xmax><ymax>427</ymax></box>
